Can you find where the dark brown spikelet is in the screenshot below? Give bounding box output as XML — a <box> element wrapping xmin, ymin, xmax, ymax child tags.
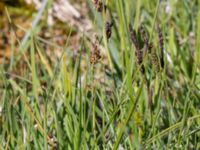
<box><xmin>90</xmin><ymin>35</ymin><xmax>101</xmax><ymax>64</ymax></box>
<box><xmin>139</xmin><ymin>25</ymin><xmax>149</xmax><ymax>46</ymax></box>
<box><xmin>106</xmin><ymin>21</ymin><xmax>113</xmax><ymax>40</ymax></box>
<box><xmin>129</xmin><ymin>24</ymin><xmax>145</xmax><ymax>75</ymax></box>
<box><xmin>129</xmin><ymin>25</ymin><xmax>140</xmax><ymax>51</ymax></box>
<box><xmin>92</xmin><ymin>0</ymin><xmax>106</xmax><ymax>12</ymax></box>
<box><xmin>139</xmin><ymin>24</ymin><xmax>152</xmax><ymax>53</ymax></box>
<box><xmin>157</xmin><ymin>24</ymin><xmax>164</xmax><ymax>68</ymax></box>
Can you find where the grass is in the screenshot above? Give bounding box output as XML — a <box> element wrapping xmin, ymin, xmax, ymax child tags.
<box><xmin>0</xmin><ymin>0</ymin><xmax>200</xmax><ymax>149</ymax></box>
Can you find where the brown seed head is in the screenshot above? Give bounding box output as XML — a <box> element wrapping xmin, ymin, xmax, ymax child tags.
<box><xmin>157</xmin><ymin>24</ymin><xmax>164</xmax><ymax>68</ymax></box>
<box><xmin>129</xmin><ymin>25</ymin><xmax>140</xmax><ymax>51</ymax></box>
<box><xmin>139</xmin><ymin>24</ymin><xmax>152</xmax><ymax>53</ymax></box>
<box><xmin>90</xmin><ymin>35</ymin><xmax>101</xmax><ymax>64</ymax></box>
<box><xmin>106</xmin><ymin>21</ymin><xmax>113</xmax><ymax>40</ymax></box>
<box><xmin>92</xmin><ymin>0</ymin><xmax>106</xmax><ymax>12</ymax></box>
<box><xmin>139</xmin><ymin>25</ymin><xmax>149</xmax><ymax>45</ymax></box>
<box><xmin>129</xmin><ymin>24</ymin><xmax>145</xmax><ymax>75</ymax></box>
